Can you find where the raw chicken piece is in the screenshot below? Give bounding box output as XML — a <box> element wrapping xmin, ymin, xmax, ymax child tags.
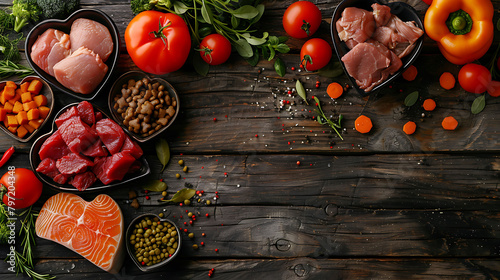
<box><xmin>30</xmin><ymin>28</ymin><xmax>71</xmax><ymax>76</ymax></box>
<box><xmin>70</xmin><ymin>18</ymin><xmax>114</xmax><ymax>62</ymax></box>
<box><xmin>53</xmin><ymin>47</ymin><xmax>108</xmax><ymax>94</ymax></box>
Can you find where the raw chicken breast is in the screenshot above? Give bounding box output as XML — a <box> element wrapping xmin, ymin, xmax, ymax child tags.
<box><xmin>70</xmin><ymin>18</ymin><xmax>114</xmax><ymax>62</ymax></box>
<box><xmin>30</xmin><ymin>28</ymin><xmax>71</xmax><ymax>76</ymax></box>
<box><xmin>53</xmin><ymin>47</ymin><xmax>108</xmax><ymax>94</ymax></box>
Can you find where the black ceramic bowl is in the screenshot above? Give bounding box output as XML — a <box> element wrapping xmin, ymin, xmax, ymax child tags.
<box><xmin>125</xmin><ymin>214</ymin><xmax>182</xmax><ymax>272</ymax></box>
<box><xmin>331</xmin><ymin>0</ymin><xmax>424</xmax><ymax>96</ymax></box>
<box><xmin>108</xmin><ymin>71</ymin><xmax>180</xmax><ymax>143</ymax></box>
<box><xmin>25</xmin><ymin>9</ymin><xmax>120</xmax><ymax>101</ymax></box>
<box><xmin>29</xmin><ymin>102</ymin><xmax>150</xmax><ymax>192</ymax></box>
<box><xmin>0</xmin><ymin>76</ymin><xmax>54</xmax><ymax>142</ymax></box>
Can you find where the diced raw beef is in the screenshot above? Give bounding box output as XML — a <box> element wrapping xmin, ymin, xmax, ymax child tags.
<box><xmin>127</xmin><ymin>160</ymin><xmax>142</xmax><ymax>174</ymax></box>
<box><xmin>96</xmin><ymin>119</ymin><xmax>125</xmax><ymax>155</ymax></box>
<box><xmin>386</xmin><ymin>15</ymin><xmax>424</xmax><ymax>45</ymax></box>
<box><xmin>36</xmin><ymin>158</ymin><xmax>59</xmax><ymax>178</ymax></box>
<box><xmin>53</xmin><ymin>173</ymin><xmax>71</xmax><ymax>185</ymax></box>
<box><xmin>58</xmin><ymin>117</ymin><xmax>98</xmax><ymax>154</ymax></box>
<box><xmin>30</xmin><ymin>28</ymin><xmax>71</xmax><ymax>76</ymax></box>
<box><xmin>70</xmin><ymin>18</ymin><xmax>114</xmax><ymax>62</ymax></box>
<box><xmin>77</xmin><ymin>101</ymin><xmax>95</xmax><ymax>125</ymax></box>
<box><xmin>92</xmin><ymin>157</ymin><xmax>107</xmax><ymax>182</ymax></box>
<box><xmin>82</xmin><ymin>139</ymin><xmax>108</xmax><ymax>158</ymax></box>
<box><xmin>336</xmin><ymin>7</ymin><xmax>375</xmax><ymax>48</ymax></box>
<box><xmin>95</xmin><ymin>153</ymin><xmax>135</xmax><ymax>185</ymax></box>
<box><xmin>372</xmin><ymin>3</ymin><xmax>392</xmax><ymax>27</ymax></box>
<box><xmin>121</xmin><ymin>135</ymin><xmax>143</xmax><ymax>159</ymax></box>
<box><xmin>39</xmin><ymin>130</ymin><xmax>71</xmax><ymax>160</ymax></box>
<box><xmin>56</xmin><ymin>153</ymin><xmax>94</xmax><ymax>175</ymax></box>
<box><xmin>55</xmin><ymin>106</ymin><xmax>80</xmax><ymax>128</ymax></box>
<box><xmin>71</xmin><ymin>171</ymin><xmax>97</xmax><ymax>191</ymax></box>
<box><xmin>95</xmin><ymin>111</ymin><xmax>103</xmax><ymax>122</ymax></box>
<box><xmin>53</xmin><ymin>47</ymin><xmax>108</xmax><ymax>94</ymax></box>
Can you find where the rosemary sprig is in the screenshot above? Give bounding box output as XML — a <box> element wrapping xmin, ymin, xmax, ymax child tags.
<box><xmin>0</xmin><ymin>60</ymin><xmax>34</xmax><ymax>80</ymax></box>
<box><xmin>313</xmin><ymin>96</ymin><xmax>344</xmax><ymax>140</ymax></box>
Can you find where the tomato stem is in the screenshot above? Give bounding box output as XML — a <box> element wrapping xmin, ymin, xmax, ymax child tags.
<box><xmin>150</xmin><ymin>18</ymin><xmax>173</xmax><ymax>47</ymax></box>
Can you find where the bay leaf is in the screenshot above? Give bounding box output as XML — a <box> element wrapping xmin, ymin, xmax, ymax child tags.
<box><xmin>155</xmin><ymin>139</ymin><xmax>170</xmax><ymax>172</ymax></box>
<box><xmin>159</xmin><ymin>188</ymin><xmax>196</xmax><ymax>204</ymax></box>
<box><xmin>404</xmin><ymin>91</ymin><xmax>419</xmax><ymax>107</ymax></box>
<box><xmin>296</xmin><ymin>80</ymin><xmax>309</xmax><ymax>105</ymax></box>
<box><xmin>143</xmin><ymin>180</ymin><xmax>167</xmax><ymax>192</ymax></box>
<box><xmin>471</xmin><ymin>94</ymin><xmax>486</xmax><ymax>114</ymax></box>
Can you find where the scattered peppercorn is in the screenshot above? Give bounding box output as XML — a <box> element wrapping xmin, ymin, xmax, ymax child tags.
<box><xmin>175</xmin><ymin>173</ymin><xmax>181</xmax><ymax>179</ymax></box>
<box><xmin>192</xmin><ymin>244</ymin><xmax>199</xmax><ymax>250</ymax></box>
<box><xmin>188</xmin><ymin>212</ymin><xmax>193</xmax><ymax>217</ymax></box>
<box><xmin>188</xmin><ymin>233</ymin><xmax>194</xmax><ymax>238</ymax></box>
<box><xmin>145</xmin><ymin>196</ymin><xmax>150</xmax><ymax>200</ymax></box>
<box><xmin>184</xmin><ymin>199</ymin><xmax>191</xmax><ymax>205</ymax></box>
<box><xmin>162</xmin><ymin>191</ymin><xmax>167</xmax><ymax>197</ymax></box>
<box><xmin>183</xmin><ymin>166</ymin><xmax>188</xmax><ymax>172</ymax></box>
<box><xmin>178</xmin><ymin>160</ymin><xmax>184</xmax><ymax>166</ymax></box>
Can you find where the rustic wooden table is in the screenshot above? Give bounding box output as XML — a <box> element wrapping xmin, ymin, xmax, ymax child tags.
<box><xmin>1</xmin><ymin>0</ymin><xmax>500</xmax><ymax>279</ymax></box>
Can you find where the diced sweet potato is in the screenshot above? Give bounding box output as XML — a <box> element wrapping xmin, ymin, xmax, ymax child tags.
<box><xmin>3</xmin><ymin>102</ymin><xmax>13</xmax><ymax>113</ymax></box>
<box><xmin>23</xmin><ymin>123</ymin><xmax>36</xmax><ymax>133</ymax></box>
<box><xmin>9</xmin><ymin>93</ymin><xmax>22</xmax><ymax>104</ymax></box>
<box><xmin>16</xmin><ymin>125</ymin><xmax>28</xmax><ymax>138</ymax></box>
<box><xmin>16</xmin><ymin>111</ymin><xmax>28</xmax><ymax>125</ymax></box>
<box><xmin>27</xmin><ymin>108</ymin><xmax>39</xmax><ymax>120</ymax></box>
<box><xmin>0</xmin><ymin>108</ymin><xmax>7</xmax><ymax>122</ymax></box>
<box><xmin>27</xmin><ymin>79</ymin><xmax>43</xmax><ymax>95</ymax></box>
<box><xmin>19</xmin><ymin>82</ymin><xmax>29</xmax><ymax>93</ymax></box>
<box><xmin>2</xmin><ymin>86</ymin><xmax>16</xmax><ymax>99</ymax></box>
<box><xmin>5</xmin><ymin>81</ymin><xmax>16</xmax><ymax>88</ymax></box>
<box><xmin>7</xmin><ymin>115</ymin><xmax>18</xmax><ymax>127</ymax></box>
<box><xmin>22</xmin><ymin>101</ymin><xmax>37</xmax><ymax>112</ymax></box>
<box><xmin>33</xmin><ymin>94</ymin><xmax>47</xmax><ymax>106</ymax></box>
<box><xmin>28</xmin><ymin>119</ymin><xmax>43</xmax><ymax>129</ymax></box>
<box><xmin>21</xmin><ymin>92</ymin><xmax>32</xmax><ymax>103</ymax></box>
<box><xmin>0</xmin><ymin>91</ymin><xmax>7</xmax><ymax>105</ymax></box>
<box><xmin>38</xmin><ymin>106</ymin><xmax>50</xmax><ymax>119</ymax></box>
<box><xmin>7</xmin><ymin>126</ymin><xmax>17</xmax><ymax>134</ymax></box>
<box><xmin>12</xmin><ymin>101</ymin><xmax>23</xmax><ymax>114</ymax></box>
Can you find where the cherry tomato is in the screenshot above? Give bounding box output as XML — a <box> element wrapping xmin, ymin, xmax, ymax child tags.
<box><xmin>125</xmin><ymin>11</ymin><xmax>191</xmax><ymax>74</ymax></box>
<box><xmin>300</xmin><ymin>38</ymin><xmax>332</xmax><ymax>71</ymax></box>
<box><xmin>199</xmin><ymin>34</ymin><xmax>232</xmax><ymax>66</ymax></box>
<box><xmin>1</xmin><ymin>168</ymin><xmax>43</xmax><ymax>209</ymax></box>
<box><xmin>458</xmin><ymin>63</ymin><xmax>491</xmax><ymax>94</ymax></box>
<box><xmin>283</xmin><ymin>1</ymin><xmax>322</xmax><ymax>39</ymax></box>
<box><xmin>487</xmin><ymin>80</ymin><xmax>500</xmax><ymax>97</ymax></box>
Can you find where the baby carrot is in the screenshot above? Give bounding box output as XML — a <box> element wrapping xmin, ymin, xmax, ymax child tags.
<box><xmin>403</xmin><ymin>121</ymin><xmax>416</xmax><ymax>135</ymax></box>
<box><xmin>422</xmin><ymin>99</ymin><xmax>436</xmax><ymax>111</ymax></box>
<box><xmin>326</xmin><ymin>82</ymin><xmax>344</xmax><ymax>99</ymax></box>
<box><xmin>355</xmin><ymin>115</ymin><xmax>373</xmax><ymax>134</ymax></box>
<box><xmin>442</xmin><ymin>116</ymin><xmax>458</xmax><ymax>130</ymax></box>
<box><xmin>402</xmin><ymin>65</ymin><xmax>418</xmax><ymax>81</ymax></box>
<box><xmin>439</xmin><ymin>72</ymin><xmax>455</xmax><ymax>90</ymax></box>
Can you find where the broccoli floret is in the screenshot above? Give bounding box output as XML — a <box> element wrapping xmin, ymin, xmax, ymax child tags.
<box><xmin>11</xmin><ymin>0</ymin><xmax>42</xmax><ymax>33</ymax></box>
<box><xmin>36</xmin><ymin>0</ymin><xmax>79</xmax><ymax>19</ymax></box>
<box><xmin>131</xmin><ymin>0</ymin><xmax>154</xmax><ymax>14</ymax></box>
<box><xmin>0</xmin><ymin>203</ymin><xmax>8</xmax><ymax>244</ymax></box>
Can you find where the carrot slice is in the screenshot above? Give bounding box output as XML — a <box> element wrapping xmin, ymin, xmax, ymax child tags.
<box><xmin>439</xmin><ymin>72</ymin><xmax>455</xmax><ymax>90</ymax></box>
<box><xmin>355</xmin><ymin>115</ymin><xmax>373</xmax><ymax>134</ymax></box>
<box><xmin>442</xmin><ymin>116</ymin><xmax>458</xmax><ymax>130</ymax></box>
<box><xmin>403</xmin><ymin>121</ymin><xmax>416</xmax><ymax>135</ymax></box>
<box><xmin>326</xmin><ymin>82</ymin><xmax>344</xmax><ymax>99</ymax></box>
<box><xmin>402</xmin><ymin>65</ymin><xmax>418</xmax><ymax>81</ymax></box>
<box><xmin>422</xmin><ymin>99</ymin><xmax>436</xmax><ymax>111</ymax></box>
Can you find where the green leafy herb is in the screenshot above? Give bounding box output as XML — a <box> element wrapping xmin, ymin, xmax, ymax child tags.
<box><xmin>313</xmin><ymin>96</ymin><xmax>344</xmax><ymax>140</ymax></box>
<box><xmin>193</xmin><ymin>51</ymin><xmax>209</xmax><ymax>76</ymax></box>
<box><xmin>0</xmin><ymin>33</ymin><xmax>23</xmax><ymax>62</ymax></box>
<box><xmin>159</xmin><ymin>188</ymin><xmax>196</xmax><ymax>204</ymax></box>
<box><xmin>0</xmin><ymin>60</ymin><xmax>34</xmax><ymax>80</ymax></box>
<box><xmin>296</xmin><ymin>79</ymin><xmax>308</xmax><ymax>105</ymax></box>
<box><xmin>155</xmin><ymin>138</ymin><xmax>170</xmax><ymax>172</ymax></box>
<box><xmin>274</xmin><ymin>57</ymin><xmax>285</xmax><ymax>77</ymax></box>
<box><xmin>404</xmin><ymin>91</ymin><xmax>419</xmax><ymax>107</ymax></box>
<box><xmin>317</xmin><ymin>61</ymin><xmax>344</xmax><ymax>78</ymax></box>
<box><xmin>471</xmin><ymin>94</ymin><xmax>486</xmax><ymax>114</ymax></box>
<box><xmin>143</xmin><ymin>179</ymin><xmax>168</xmax><ymax>192</ymax></box>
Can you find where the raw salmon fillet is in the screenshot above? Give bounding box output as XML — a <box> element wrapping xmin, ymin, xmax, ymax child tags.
<box><xmin>35</xmin><ymin>193</ymin><xmax>124</xmax><ymax>274</ymax></box>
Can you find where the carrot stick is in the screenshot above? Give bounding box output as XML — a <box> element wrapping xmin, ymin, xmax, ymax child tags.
<box><xmin>403</xmin><ymin>121</ymin><xmax>416</xmax><ymax>135</ymax></box>
<box><xmin>422</xmin><ymin>99</ymin><xmax>436</xmax><ymax>111</ymax></box>
<box><xmin>355</xmin><ymin>115</ymin><xmax>373</xmax><ymax>134</ymax></box>
<box><xmin>439</xmin><ymin>72</ymin><xmax>455</xmax><ymax>90</ymax></box>
<box><xmin>402</xmin><ymin>65</ymin><xmax>418</xmax><ymax>81</ymax></box>
<box><xmin>326</xmin><ymin>82</ymin><xmax>344</xmax><ymax>99</ymax></box>
<box><xmin>442</xmin><ymin>116</ymin><xmax>458</xmax><ymax>130</ymax></box>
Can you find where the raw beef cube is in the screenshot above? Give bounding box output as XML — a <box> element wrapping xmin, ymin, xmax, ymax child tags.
<box><xmin>336</xmin><ymin>7</ymin><xmax>375</xmax><ymax>48</ymax></box>
<box><xmin>92</xmin><ymin>156</ymin><xmax>107</xmax><ymax>181</ymax></box>
<box><xmin>77</xmin><ymin>101</ymin><xmax>95</xmax><ymax>126</ymax></box>
<box><xmin>36</xmin><ymin>158</ymin><xmax>59</xmax><ymax>178</ymax></box>
<box><xmin>96</xmin><ymin>118</ymin><xmax>125</xmax><ymax>155</ymax></box>
<box><xmin>95</xmin><ymin>111</ymin><xmax>103</xmax><ymax>122</ymax></box>
<box><xmin>58</xmin><ymin>116</ymin><xmax>98</xmax><ymax>154</ymax></box>
<box><xmin>82</xmin><ymin>139</ymin><xmax>108</xmax><ymax>157</ymax></box>
<box><xmin>71</xmin><ymin>171</ymin><xmax>97</xmax><ymax>191</ymax></box>
<box><xmin>39</xmin><ymin>130</ymin><xmax>71</xmax><ymax>160</ymax></box>
<box><xmin>127</xmin><ymin>160</ymin><xmax>142</xmax><ymax>174</ymax></box>
<box><xmin>56</xmin><ymin>153</ymin><xmax>94</xmax><ymax>175</ymax></box>
<box><xmin>96</xmin><ymin>152</ymin><xmax>135</xmax><ymax>185</ymax></box>
<box><xmin>53</xmin><ymin>47</ymin><xmax>108</xmax><ymax>94</ymax></box>
<box><xmin>30</xmin><ymin>28</ymin><xmax>71</xmax><ymax>76</ymax></box>
<box><xmin>121</xmin><ymin>135</ymin><xmax>143</xmax><ymax>159</ymax></box>
<box><xmin>55</xmin><ymin>106</ymin><xmax>80</xmax><ymax>128</ymax></box>
<box><xmin>70</xmin><ymin>18</ymin><xmax>114</xmax><ymax>62</ymax></box>
<box><xmin>53</xmin><ymin>173</ymin><xmax>71</xmax><ymax>185</ymax></box>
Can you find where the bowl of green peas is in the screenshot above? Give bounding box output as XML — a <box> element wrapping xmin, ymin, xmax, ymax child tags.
<box><xmin>125</xmin><ymin>213</ymin><xmax>181</xmax><ymax>271</ymax></box>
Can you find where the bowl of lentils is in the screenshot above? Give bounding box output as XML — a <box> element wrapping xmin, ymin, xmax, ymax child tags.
<box><xmin>126</xmin><ymin>213</ymin><xmax>181</xmax><ymax>271</ymax></box>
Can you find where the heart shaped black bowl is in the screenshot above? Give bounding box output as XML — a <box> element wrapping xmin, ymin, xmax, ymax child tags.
<box><xmin>331</xmin><ymin>0</ymin><xmax>424</xmax><ymax>96</ymax></box>
<box><xmin>25</xmin><ymin>9</ymin><xmax>120</xmax><ymax>101</ymax></box>
<box><xmin>29</xmin><ymin>102</ymin><xmax>150</xmax><ymax>192</ymax></box>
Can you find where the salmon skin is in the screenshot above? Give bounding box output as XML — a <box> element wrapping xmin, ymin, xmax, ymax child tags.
<box><xmin>35</xmin><ymin>193</ymin><xmax>124</xmax><ymax>274</ymax></box>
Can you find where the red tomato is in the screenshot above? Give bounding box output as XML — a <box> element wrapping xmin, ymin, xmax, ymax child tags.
<box><xmin>125</xmin><ymin>11</ymin><xmax>191</xmax><ymax>74</ymax></box>
<box><xmin>422</xmin><ymin>0</ymin><xmax>432</xmax><ymax>5</ymax></box>
<box><xmin>283</xmin><ymin>1</ymin><xmax>322</xmax><ymax>39</ymax></box>
<box><xmin>487</xmin><ymin>80</ymin><xmax>500</xmax><ymax>97</ymax></box>
<box><xmin>300</xmin><ymin>38</ymin><xmax>332</xmax><ymax>71</ymax></box>
<box><xmin>458</xmin><ymin>63</ymin><xmax>491</xmax><ymax>94</ymax></box>
<box><xmin>1</xmin><ymin>168</ymin><xmax>43</xmax><ymax>209</ymax></box>
<box><xmin>199</xmin><ymin>34</ymin><xmax>232</xmax><ymax>66</ymax></box>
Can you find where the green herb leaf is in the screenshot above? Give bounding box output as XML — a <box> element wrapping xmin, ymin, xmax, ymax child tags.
<box><xmin>274</xmin><ymin>57</ymin><xmax>286</xmax><ymax>77</ymax></box>
<box><xmin>278</xmin><ymin>36</ymin><xmax>288</xmax><ymax>43</ymax></box>
<box><xmin>155</xmin><ymin>139</ymin><xmax>171</xmax><ymax>172</ymax></box>
<box><xmin>173</xmin><ymin>1</ymin><xmax>189</xmax><ymax>14</ymax></box>
<box><xmin>250</xmin><ymin>4</ymin><xmax>265</xmax><ymax>24</ymax></box>
<box><xmin>201</xmin><ymin>1</ymin><xmax>212</xmax><ymax>24</ymax></box>
<box><xmin>159</xmin><ymin>188</ymin><xmax>196</xmax><ymax>204</ymax></box>
<box><xmin>471</xmin><ymin>94</ymin><xmax>486</xmax><ymax>114</ymax></box>
<box><xmin>232</xmin><ymin>5</ymin><xmax>259</xmax><ymax>19</ymax></box>
<box><xmin>143</xmin><ymin>180</ymin><xmax>168</xmax><ymax>192</ymax></box>
<box><xmin>231</xmin><ymin>15</ymin><xmax>240</xmax><ymax>29</ymax></box>
<box><xmin>242</xmin><ymin>33</ymin><xmax>267</xmax><ymax>46</ymax></box>
<box><xmin>193</xmin><ymin>51</ymin><xmax>210</xmax><ymax>76</ymax></box>
<box><xmin>246</xmin><ymin>51</ymin><xmax>259</xmax><ymax>67</ymax></box>
<box><xmin>317</xmin><ymin>61</ymin><xmax>344</xmax><ymax>78</ymax></box>
<box><xmin>296</xmin><ymin>80</ymin><xmax>309</xmax><ymax>105</ymax></box>
<box><xmin>267</xmin><ymin>45</ymin><xmax>276</xmax><ymax>61</ymax></box>
<box><xmin>275</xmin><ymin>43</ymin><xmax>290</xmax><ymax>54</ymax></box>
<box><xmin>268</xmin><ymin>35</ymin><xmax>279</xmax><ymax>46</ymax></box>
<box><xmin>496</xmin><ymin>18</ymin><xmax>500</xmax><ymax>32</ymax></box>
<box><xmin>233</xmin><ymin>38</ymin><xmax>253</xmax><ymax>58</ymax></box>
<box><xmin>313</xmin><ymin>96</ymin><xmax>322</xmax><ymax>111</ymax></box>
<box><xmin>404</xmin><ymin>91</ymin><xmax>419</xmax><ymax>107</ymax></box>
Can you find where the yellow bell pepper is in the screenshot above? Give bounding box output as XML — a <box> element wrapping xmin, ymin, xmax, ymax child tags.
<box><xmin>424</xmin><ymin>0</ymin><xmax>494</xmax><ymax>65</ymax></box>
